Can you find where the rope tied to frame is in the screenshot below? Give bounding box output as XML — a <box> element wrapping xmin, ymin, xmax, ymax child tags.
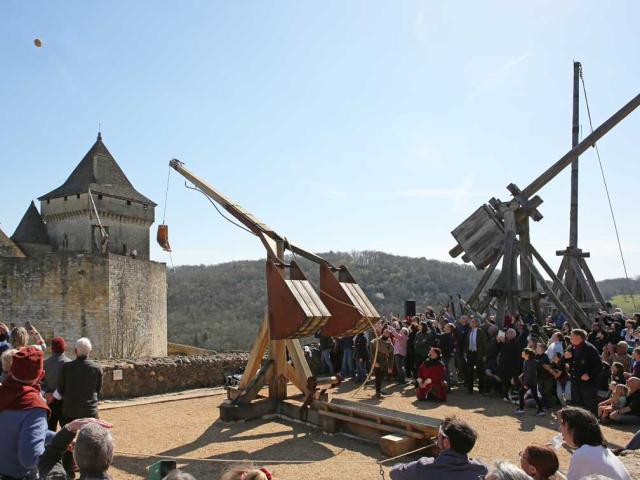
<box><xmin>579</xmin><ymin>66</ymin><xmax>636</xmax><ymax>310</ymax></box>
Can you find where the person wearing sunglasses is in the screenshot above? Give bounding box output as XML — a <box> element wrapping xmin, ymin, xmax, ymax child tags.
<box><xmin>390</xmin><ymin>416</ymin><xmax>488</xmax><ymax>480</ymax></box>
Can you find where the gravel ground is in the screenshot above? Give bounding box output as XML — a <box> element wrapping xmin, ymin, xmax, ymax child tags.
<box><xmin>102</xmin><ymin>382</ymin><xmax>638</xmax><ymax>480</ymax></box>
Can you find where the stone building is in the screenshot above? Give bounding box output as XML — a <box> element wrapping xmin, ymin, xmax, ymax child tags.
<box><xmin>0</xmin><ymin>134</ymin><xmax>167</xmax><ymax>358</ymax></box>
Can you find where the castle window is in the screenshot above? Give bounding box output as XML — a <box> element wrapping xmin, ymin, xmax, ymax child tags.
<box><xmin>76</xmin><ymin>194</ymin><xmax>80</xmax><ymax>199</ymax></box>
<box><xmin>143</xmin><ymin>204</ymin><xmax>148</xmax><ymax>210</ymax></box>
<box><xmin>127</xmin><ymin>200</ymin><xmax>131</xmax><ymax>206</ymax></box>
<box><xmin>98</xmin><ymin>195</ymin><xmax>103</xmax><ymax>200</ymax></box>
<box><xmin>46</xmin><ymin>199</ymin><xmax>50</xmax><ymax>204</ymax></box>
<box><xmin>64</xmin><ymin>196</ymin><xmax>67</xmax><ymax>201</ymax></box>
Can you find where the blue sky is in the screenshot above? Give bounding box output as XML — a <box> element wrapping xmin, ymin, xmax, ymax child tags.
<box><xmin>1</xmin><ymin>1</ymin><xmax>639</xmax><ymax>280</ymax></box>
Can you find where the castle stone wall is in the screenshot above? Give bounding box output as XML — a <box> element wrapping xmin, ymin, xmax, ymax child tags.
<box><xmin>0</xmin><ymin>253</ymin><xmax>167</xmax><ymax>358</ymax></box>
<box><xmin>0</xmin><ymin>254</ymin><xmax>111</xmax><ymax>354</ymax></box>
<box><xmin>108</xmin><ymin>255</ymin><xmax>167</xmax><ymax>357</ymax></box>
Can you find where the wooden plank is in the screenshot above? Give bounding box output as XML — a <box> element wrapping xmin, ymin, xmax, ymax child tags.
<box><xmin>238</xmin><ymin>314</ymin><xmax>269</xmax><ymax>389</ymax></box>
<box><xmin>316</xmin><ymin>410</ymin><xmax>427</xmax><ymax>439</ymax></box>
<box><xmin>286</xmin><ymin>280</ymin><xmax>314</xmax><ymax>318</ymax></box>
<box><xmin>299</xmin><ymin>280</ymin><xmax>331</xmax><ymax>317</ymax></box>
<box><xmin>317</xmin><ymin>398</ymin><xmax>440</xmax><ymax>432</ymax></box>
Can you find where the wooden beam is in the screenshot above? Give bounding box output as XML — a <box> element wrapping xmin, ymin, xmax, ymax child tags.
<box><xmin>529</xmin><ymin>245</ymin><xmax>590</xmax><ymax>326</ymax></box>
<box><xmin>467</xmin><ymin>252</ymin><xmax>502</xmax><ymax>308</ymax></box>
<box><xmin>238</xmin><ymin>313</ymin><xmax>269</xmax><ymax>389</ymax></box>
<box><xmin>521</xmin><ymin>93</ymin><xmax>640</xmax><ymax>199</ymax></box>
<box><xmin>316</xmin><ymin>410</ymin><xmax>427</xmax><ymax>440</ymax></box>
<box><xmin>578</xmin><ymin>257</ymin><xmax>606</xmax><ymax>305</ymax></box>
<box><xmin>286</xmin><ymin>363</ymin><xmax>309</xmax><ymax>395</ymax></box>
<box><xmin>286</xmin><ymin>339</ymin><xmax>313</xmax><ymax>382</ymax></box>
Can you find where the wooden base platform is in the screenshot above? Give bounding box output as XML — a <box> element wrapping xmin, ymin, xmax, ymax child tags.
<box><xmin>219</xmin><ymin>395</ymin><xmax>440</xmax><ymax>457</ymax></box>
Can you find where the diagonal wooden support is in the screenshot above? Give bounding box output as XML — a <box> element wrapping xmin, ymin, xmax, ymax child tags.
<box><xmin>467</xmin><ymin>252</ymin><xmax>502</xmax><ymax>308</ymax></box>
<box><xmin>578</xmin><ymin>257</ymin><xmax>606</xmax><ymax>305</ymax></box>
<box><xmin>515</xmin><ymin>243</ymin><xmax>580</xmax><ymax>328</ymax></box>
<box><xmin>238</xmin><ymin>313</ymin><xmax>270</xmax><ymax>389</ymax></box>
<box><xmin>528</xmin><ymin>245</ymin><xmax>588</xmax><ymax>327</ymax></box>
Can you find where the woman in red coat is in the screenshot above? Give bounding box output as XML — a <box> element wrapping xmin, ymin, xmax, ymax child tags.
<box><xmin>416</xmin><ymin>347</ymin><xmax>447</xmax><ymax>401</ymax></box>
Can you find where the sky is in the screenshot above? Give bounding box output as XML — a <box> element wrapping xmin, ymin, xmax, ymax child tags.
<box><xmin>1</xmin><ymin>1</ymin><xmax>639</xmax><ymax>281</ymax></box>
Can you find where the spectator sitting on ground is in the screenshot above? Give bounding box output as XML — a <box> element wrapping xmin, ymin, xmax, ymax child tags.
<box><xmin>389</xmin><ymin>416</ymin><xmax>488</xmax><ymax>480</ymax></box>
<box><xmin>0</xmin><ymin>348</ymin><xmax>17</xmax><ymax>384</ymax></box>
<box><xmin>613</xmin><ymin>342</ymin><xmax>632</xmax><ymax>372</ymax></box>
<box><xmin>624</xmin><ymin>347</ymin><xmax>640</xmax><ymax>379</ymax></box>
<box><xmin>557</xmin><ymin>406</ymin><xmax>630</xmax><ymax>480</ymax></box>
<box><xmin>416</xmin><ymin>347</ymin><xmax>447</xmax><ymax>401</ymax></box>
<box><xmin>0</xmin><ymin>346</ymin><xmax>53</xmax><ymax>479</ymax></box>
<box><xmin>519</xmin><ymin>445</ymin><xmax>561</xmax><ymax>480</ymax></box>
<box><xmin>36</xmin><ymin>417</ymin><xmax>113</xmax><ymax>479</ymax></box>
<box><xmin>598</xmin><ymin>383</ymin><xmax>629</xmax><ymax>422</ymax></box>
<box><xmin>485</xmin><ymin>460</ymin><xmax>533</xmax><ymax>480</ymax></box>
<box><xmin>220</xmin><ymin>465</ymin><xmax>273</xmax><ymax>480</ymax></box>
<box><xmin>74</xmin><ymin>422</ymin><xmax>115</xmax><ymax>479</ymax></box>
<box><xmin>608</xmin><ymin>377</ymin><xmax>640</xmax><ymax>425</ymax></box>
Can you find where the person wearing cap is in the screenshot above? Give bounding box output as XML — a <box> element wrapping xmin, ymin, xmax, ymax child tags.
<box><xmin>43</xmin><ymin>336</ymin><xmax>71</xmax><ymax>431</ymax></box>
<box><xmin>0</xmin><ymin>346</ymin><xmax>54</xmax><ymax>479</ymax></box>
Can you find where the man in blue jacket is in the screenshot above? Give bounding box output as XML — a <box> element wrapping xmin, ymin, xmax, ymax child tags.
<box><xmin>390</xmin><ymin>416</ymin><xmax>488</xmax><ymax>480</ymax></box>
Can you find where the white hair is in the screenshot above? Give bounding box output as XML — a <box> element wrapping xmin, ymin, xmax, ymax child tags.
<box><xmin>74</xmin><ymin>423</ymin><xmax>113</xmax><ymax>475</ymax></box>
<box><xmin>75</xmin><ymin>337</ymin><xmax>93</xmax><ymax>357</ymax></box>
<box><xmin>487</xmin><ymin>461</ymin><xmax>533</xmax><ymax>480</ymax></box>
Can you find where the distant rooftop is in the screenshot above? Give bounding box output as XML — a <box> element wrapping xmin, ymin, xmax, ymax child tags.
<box><xmin>38</xmin><ymin>133</ymin><xmax>156</xmax><ymax>206</ymax></box>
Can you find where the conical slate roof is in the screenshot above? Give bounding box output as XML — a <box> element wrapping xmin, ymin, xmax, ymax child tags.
<box><xmin>38</xmin><ymin>133</ymin><xmax>156</xmax><ymax>206</ymax></box>
<box><xmin>0</xmin><ymin>226</ymin><xmax>26</xmax><ymax>257</ymax></box>
<box><xmin>11</xmin><ymin>201</ymin><xmax>50</xmax><ymax>245</ymax></box>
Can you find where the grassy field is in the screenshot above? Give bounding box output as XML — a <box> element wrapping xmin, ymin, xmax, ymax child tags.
<box><xmin>610</xmin><ymin>294</ymin><xmax>640</xmax><ymax>314</ymax></box>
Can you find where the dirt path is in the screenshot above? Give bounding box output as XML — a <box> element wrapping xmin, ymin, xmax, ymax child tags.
<box><xmin>102</xmin><ymin>382</ymin><xmax>637</xmax><ymax>479</ymax></box>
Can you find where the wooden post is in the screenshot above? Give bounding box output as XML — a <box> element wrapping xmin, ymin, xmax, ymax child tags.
<box><xmin>569</xmin><ymin>61</ymin><xmax>580</xmax><ymax>249</ymax></box>
<box><xmin>269</xmin><ymin>240</ymin><xmax>289</xmax><ymax>399</ymax></box>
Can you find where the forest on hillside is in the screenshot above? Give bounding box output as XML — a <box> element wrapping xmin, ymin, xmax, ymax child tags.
<box><xmin>167</xmin><ymin>250</ymin><xmax>640</xmax><ymax>351</ymax></box>
<box><xmin>167</xmin><ymin>251</ymin><xmax>487</xmax><ymax>351</ymax></box>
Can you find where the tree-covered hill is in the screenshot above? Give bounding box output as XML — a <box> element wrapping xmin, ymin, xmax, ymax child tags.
<box><xmin>167</xmin><ymin>251</ymin><xmax>487</xmax><ymax>351</ymax></box>
<box><xmin>167</xmin><ymin>250</ymin><xmax>640</xmax><ymax>351</ymax></box>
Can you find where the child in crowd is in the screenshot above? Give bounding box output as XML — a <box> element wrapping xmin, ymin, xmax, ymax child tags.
<box><xmin>598</xmin><ymin>383</ymin><xmax>629</xmax><ymax>422</ymax></box>
<box><xmin>610</xmin><ymin>361</ymin><xmax>626</xmax><ymax>385</ymax></box>
<box><xmin>516</xmin><ymin>348</ymin><xmax>544</xmax><ymax>416</ymax></box>
<box><xmin>535</xmin><ymin>343</ymin><xmax>555</xmax><ymax>410</ymax></box>
<box><xmin>550</xmin><ymin>352</ymin><xmax>571</xmax><ymax>406</ymax></box>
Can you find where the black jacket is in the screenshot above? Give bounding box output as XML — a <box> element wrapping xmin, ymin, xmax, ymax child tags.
<box><xmin>58</xmin><ymin>357</ymin><xmax>102</xmax><ymax>419</ymax></box>
<box><xmin>497</xmin><ymin>339</ymin><xmax>522</xmax><ymax>381</ymax></box>
<box><xmin>568</xmin><ymin>341</ymin><xmax>601</xmax><ymax>385</ymax></box>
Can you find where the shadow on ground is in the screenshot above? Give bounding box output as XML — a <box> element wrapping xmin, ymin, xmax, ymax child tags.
<box><xmin>112</xmin><ymin>416</ymin><xmax>382</xmax><ymax>479</ymax></box>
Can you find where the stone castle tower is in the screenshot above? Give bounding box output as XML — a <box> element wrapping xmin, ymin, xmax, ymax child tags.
<box><xmin>0</xmin><ymin>134</ymin><xmax>167</xmax><ymax>358</ymax></box>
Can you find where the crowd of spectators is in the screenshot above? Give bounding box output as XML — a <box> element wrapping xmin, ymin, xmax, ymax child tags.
<box><xmin>316</xmin><ymin>306</ymin><xmax>640</xmax><ymax>424</ymax></box>
<box><xmin>3</xmin><ymin>305</ymin><xmax>640</xmax><ymax>480</ymax></box>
